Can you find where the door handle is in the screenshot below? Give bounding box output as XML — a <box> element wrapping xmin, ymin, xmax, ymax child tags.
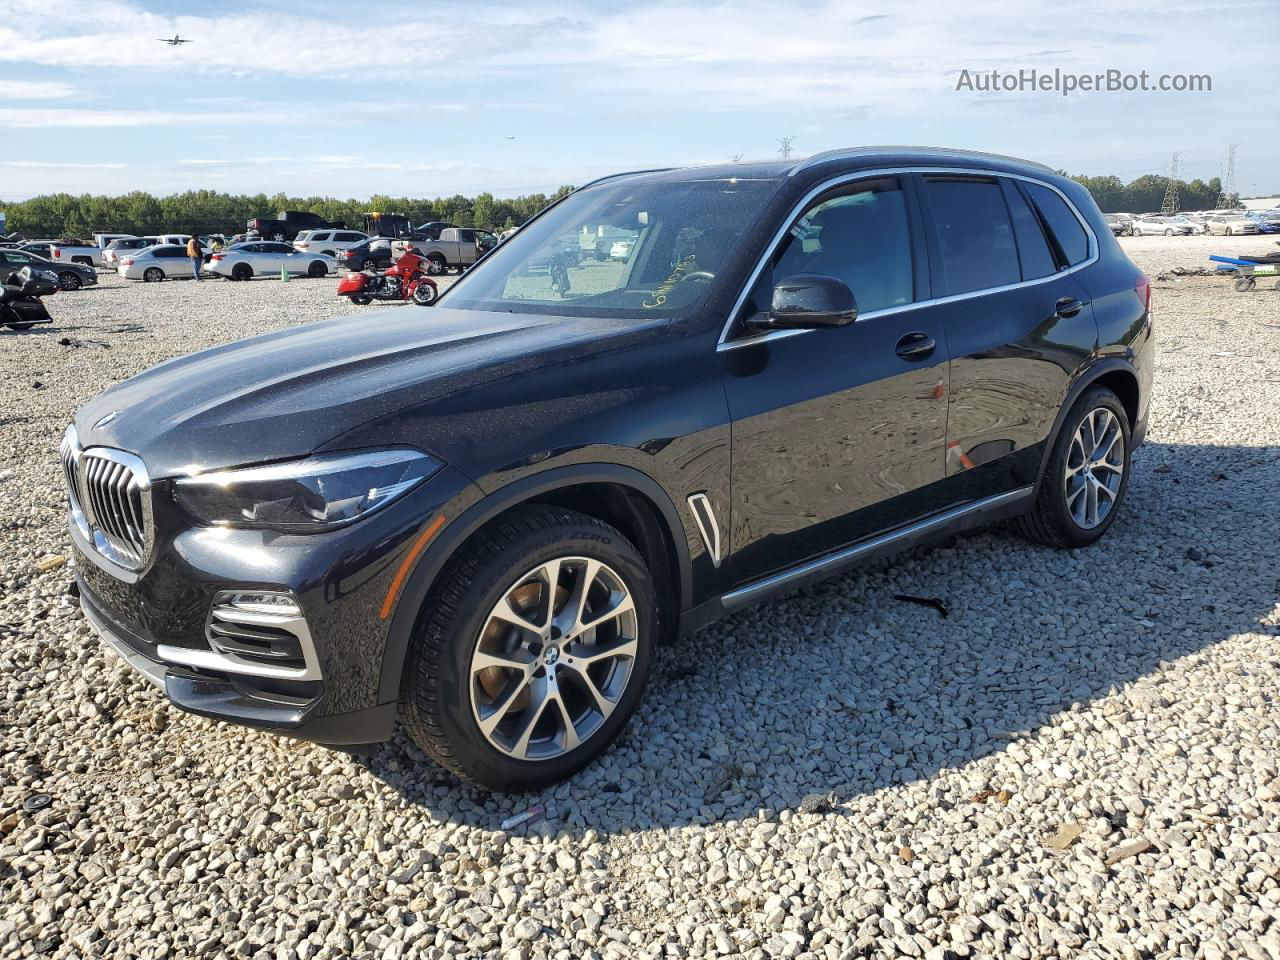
<box><xmin>1055</xmin><ymin>296</ymin><xmax>1088</xmax><ymax>318</ymax></box>
<box><xmin>895</xmin><ymin>332</ymin><xmax>936</xmax><ymax>359</ymax></box>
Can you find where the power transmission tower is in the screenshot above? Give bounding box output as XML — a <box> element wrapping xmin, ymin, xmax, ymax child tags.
<box><xmin>1216</xmin><ymin>144</ymin><xmax>1238</xmax><ymax>208</ymax></box>
<box><xmin>728</xmin><ymin>153</ymin><xmax>744</xmax><ymax>163</ymax></box>
<box><xmin>777</xmin><ymin>137</ymin><xmax>795</xmax><ymax>160</ymax></box>
<box><xmin>1160</xmin><ymin>152</ymin><xmax>1181</xmax><ymax>214</ymax></box>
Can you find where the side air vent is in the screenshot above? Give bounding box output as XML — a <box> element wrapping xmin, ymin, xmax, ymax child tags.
<box><xmin>687</xmin><ymin>493</ymin><xmax>722</xmax><ymax>568</ymax></box>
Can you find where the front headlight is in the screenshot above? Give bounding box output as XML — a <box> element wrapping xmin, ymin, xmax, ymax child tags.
<box><xmin>173</xmin><ymin>449</ymin><xmax>442</xmax><ymax>531</ymax></box>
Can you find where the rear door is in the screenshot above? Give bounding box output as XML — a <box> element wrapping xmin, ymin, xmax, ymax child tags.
<box><xmin>915</xmin><ymin>173</ymin><xmax>1098</xmax><ymax>500</ymax></box>
<box><xmin>720</xmin><ymin>173</ymin><xmax>951</xmax><ymax>582</ymax></box>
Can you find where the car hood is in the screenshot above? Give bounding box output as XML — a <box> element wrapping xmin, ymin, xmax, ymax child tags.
<box><xmin>75</xmin><ymin>307</ymin><xmax>665</xmax><ymax>478</ymax></box>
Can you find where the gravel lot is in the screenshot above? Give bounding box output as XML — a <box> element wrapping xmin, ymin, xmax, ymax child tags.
<box><xmin>2</xmin><ymin>236</ymin><xmax>1279</xmax><ymax>960</ymax></box>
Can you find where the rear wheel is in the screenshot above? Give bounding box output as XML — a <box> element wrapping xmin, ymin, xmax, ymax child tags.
<box><xmin>361</xmin><ymin>259</ymin><xmax>376</xmax><ymax>272</ymax></box>
<box><xmin>271</xmin><ymin>231</ymin><xmax>287</xmax><ymax>242</ymax></box>
<box><xmin>426</xmin><ymin>255</ymin><xmax>447</xmax><ymax>276</ymax></box>
<box><xmin>8</xmin><ymin>322</ymin><xmax>37</xmax><ymax>330</ymax></box>
<box><xmin>1015</xmin><ymin>386</ymin><xmax>1131</xmax><ymax>549</ymax></box>
<box><xmin>307</xmin><ymin>261</ymin><xmax>328</xmax><ymax>278</ymax></box>
<box><xmin>232</xmin><ymin>263</ymin><xmax>253</xmax><ymax>281</ymax></box>
<box><xmin>401</xmin><ymin>506</ymin><xmax>656</xmax><ymax>792</ymax></box>
<box><xmin>143</xmin><ymin>267</ymin><xmax>164</xmax><ymax>282</ymax></box>
<box><xmin>58</xmin><ymin>272</ymin><xmax>81</xmax><ymax>291</ymax></box>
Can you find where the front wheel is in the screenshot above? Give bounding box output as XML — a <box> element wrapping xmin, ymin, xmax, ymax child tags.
<box><xmin>412</xmin><ymin>281</ymin><xmax>438</xmax><ymax>306</ymax></box>
<box><xmin>349</xmin><ymin>295</ymin><xmax>372</xmax><ymax>305</ymax></box>
<box><xmin>58</xmin><ymin>272</ymin><xmax>82</xmax><ymax>291</ymax></box>
<box><xmin>1164</xmin><ymin>228</ymin><xmax>1174</xmax><ymax>237</ymax></box>
<box><xmin>401</xmin><ymin>506</ymin><xmax>656</xmax><ymax>792</ymax></box>
<box><xmin>1014</xmin><ymin>386</ymin><xmax>1131</xmax><ymax>549</ymax></box>
<box><xmin>1225</xmin><ymin>227</ymin><xmax>1233</xmax><ymax>236</ymax></box>
<box><xmin>307</xmin><ymin>261</ymin><xmax>328</xmax><ymax>278</ymax></box>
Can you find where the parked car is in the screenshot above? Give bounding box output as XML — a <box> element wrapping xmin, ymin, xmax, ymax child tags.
<box><xmin>207</xmin><ymin>241</ymin><xmax>335</xmax><ymax>280</ymax></box>
<box><xmin>1132</xmin><ymin>216</ymin><xmax>1193</xmax><ymax>236</ymax></box>
<box><xmin>246</xmin><ymin>211</ymin><xmax>343</xmax><ymax>243</ymax></box>
<box><xmin>293</xmin><ymin>229</ymin><xmax>370</xmax><ymax>257</ymax></box>
<box><xmin>103</xmin><ymin>235</ymin><xmax>190</xmax><ymax>267</ymax></box>
<box><xmin>392</xmin><ymin>227</ymin><xmax>499</xmax><ymax>273</ymax></box>
<box><xmin>116</xmin><ymin>244</ymin><xmax>201</xmax><ymax>281</ymax></box>
<box><xmin>1245</xmin><ymin>211</ymin><xmax>1280</xmax><ymax>234</ymax></box>
<box><xmin>1206</xmin><ymin>214</ymin><xmax>1260</xmax><ymax>236</ymax></box>
<box><xmin>1102</xmin><ymin>214</ymin><xmax>1128</xmax><ymax>237</ymax></box>
<box><xmin>335</xmin><ymin>239</ymin><xmax>395</xmax><ymax>273</ymax></box>
<box><xmin>48</xmin><ymin>239</ymin><xmax>107</xmax><ymax>268</ymax></box>
<box><xmin>0</xmin><ymin>248</ymin><xmax>97</xmax><ymax>291</ymax></box>
<box><xmin>62</xmin><ymin>147</ymin><xmax>1152</xmax><ymax>792</ymax></box>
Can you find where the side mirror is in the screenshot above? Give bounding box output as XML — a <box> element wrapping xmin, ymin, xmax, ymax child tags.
<box><xmin>753</xmin><ymin>273</ymin><xmax>858</xmax><ymax>329</ymax></box>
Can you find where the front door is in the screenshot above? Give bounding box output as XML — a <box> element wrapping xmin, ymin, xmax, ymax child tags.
<box><xmin>719</xmin><ymin>174</ymin><xmax>951</xmax><ymax>584</ymax></box>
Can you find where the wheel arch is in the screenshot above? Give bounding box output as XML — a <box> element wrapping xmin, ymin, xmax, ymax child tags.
<box><xmin>377</xmin><ymin>463</ymin><xmax>692</xmax><ymax>704</ymax></box>
<box><xmin>1036</xmin><ymin>359</ymin><xmax>1140</xmax><ymax>485</ymax></box>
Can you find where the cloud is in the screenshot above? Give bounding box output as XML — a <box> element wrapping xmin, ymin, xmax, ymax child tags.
<box><xmin>1</xmin><ymin>160</ymin><xmax>127</xmax><ymax>170</ymax></box>
<box><xmin>0</xmin><ymin>107</ymin><xmax>304</xmax><ymax>128</ymax></box>
<box><xmin>0</xmin><ymin>79</ymin><xmax>80</xmax><ymax>99</ymax></box>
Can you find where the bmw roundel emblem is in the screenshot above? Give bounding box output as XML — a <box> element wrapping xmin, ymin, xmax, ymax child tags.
<box><xmin>93</xmin><ymin>410</ymin><xmax>121</xmax><ymax>429</ymax></box>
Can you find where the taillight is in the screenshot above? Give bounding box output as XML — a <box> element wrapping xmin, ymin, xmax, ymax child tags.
<box><xmin>211</xmin><ymin>254</ymin><xmax>224</xmax><ymax>261</ymax></box>
<box><xmin>52</xmin><ymin>248</ymin><xmax>61</xmax><ymax>259</ymax></box>
<box><xmin>1136</xmin><ymin>273</ymin><xmax>1151</xmax><ymax>313</ymax></box>
<box><xmin>296</xmin><ymin>242</ymin><xmax>309</xmax><ymax>249</ymax></box>
<box><xmin>120</xmin><ymin>258</ymin><xmax>133</xmax><ymax>266</ymax></box>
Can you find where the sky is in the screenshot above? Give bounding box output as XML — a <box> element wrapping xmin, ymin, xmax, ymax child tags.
<box><xmin>0</xmin><ymin>0</ymin><xmax>1276</xmax><ymax>202</ymax></box>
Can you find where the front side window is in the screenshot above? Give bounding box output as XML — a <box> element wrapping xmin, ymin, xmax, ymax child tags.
<box><xmin>441</xmin><ymin>177</ymin><xmax>778</xmax><ymax>319</ymax></box>
<box><xmin>924</xmin><ymin>177</ymin><xmax>1020</xmax><ymax>296</ymax></box>
<box><xmin>742</xmin><ymin>176</ymin><xmax>914</xmax><ymax>321</ymax></box>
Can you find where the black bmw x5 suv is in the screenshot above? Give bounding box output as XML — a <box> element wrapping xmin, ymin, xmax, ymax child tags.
<box><xmin>65</xmin><ymin>147</ymin><xmax>1153</xmax><ymax>791</ymax></box>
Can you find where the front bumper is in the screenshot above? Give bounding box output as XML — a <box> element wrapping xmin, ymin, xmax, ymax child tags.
<box><xmin>71</xmin><ymin>463</ymin><xmax>477</xmax><ymax>744</ymax></box>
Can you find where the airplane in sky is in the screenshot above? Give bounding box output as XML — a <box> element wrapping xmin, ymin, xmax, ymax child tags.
<box><xmin>157</xmin><ymin>35</ymin><xmax>191</xmax><ymax>45</ymax></box>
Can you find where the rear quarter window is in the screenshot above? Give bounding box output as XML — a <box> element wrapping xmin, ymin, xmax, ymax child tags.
<box><xmin>1002</xmin><ymin>181</ymin><xmax>1058</xmax><ymax>280</ymax></box>
<box><xmin>1024</xmin><ymin>182</ymin><xmax>1090</xmax><ymax>266</ymax></box>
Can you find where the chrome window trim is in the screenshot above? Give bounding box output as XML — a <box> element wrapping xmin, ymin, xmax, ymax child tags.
<box><xmin>687</xmin><ymin>493</ymin><xmax>722</xmax><ymax>568</ymax></box>
<box><xmin>717</xmin><ymin>165</ymin><xmax>1099</xmax><ymax>352</ymax></box>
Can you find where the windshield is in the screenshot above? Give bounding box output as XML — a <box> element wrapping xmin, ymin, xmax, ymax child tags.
<box><xmin>441</xmin><ymin>176</ymin><xmax>778</xmax><ymax>318</ymax></box>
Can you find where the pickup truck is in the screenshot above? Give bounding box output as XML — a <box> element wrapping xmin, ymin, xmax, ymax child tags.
<box><xmin>392</xmin><ymin>227</ymin><xmax>498</xmax><ymax>274</ymax></box>
<box><xmin>46</xmin><ymin>239</ymin><xmax>106</xmax><ymax>268</ymax></box>
<box><xmin>247</xmin><ymin>211</ymin><xmax>345</xmax><ymax>242</ymax></box>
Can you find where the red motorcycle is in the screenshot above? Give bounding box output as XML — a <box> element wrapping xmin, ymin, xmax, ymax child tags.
<box><xmin>336</xmin><ymin>247</ymin><xmax>438</xmax><ymax>307</ymax></box>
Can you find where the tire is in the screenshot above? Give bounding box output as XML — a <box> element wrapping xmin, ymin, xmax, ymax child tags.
<box><xmin>426</xmin><ymin>255</ymin><xmax>447</xmax><ymax>276</ymax></box>
<box><xmin>307</xmin><ymin>261</ymin><xmax>328</xmax><ymax>278</ymax></box>
<box><xmin>401</xmin><ymin>505</ymin><xmax>657</xmax><ymax>792</ymax></box>
<box><xmin>1014</xmin><ymin>386</ymin><xmax>1132</xmax><ymax>549</ymax></box>
<box><xmin>361</xmin><ymin>259</ymin><xmax>376</xmax><ymax>272</ymax></box>
<box><xmin>143</xmin><ymin>267</ymin><xmax>164</xmax><ymax>282</ymax></box>
<box><xmin>72</xmin><ymin>257</ymin><xmax>93</xmax><ymax>267</ymax></box>
<box><xmin>412</xmin><ymin>282</ymin><xmax>438</xmax><ymax>306</ymax></box>
<box><xmin>271</xmin><ymin>232</ymin><xmax>286</xmax><ymax>242</ymax></box>
<box><xmin>1225</xmin><ymin>228</ymin><xmax>1233</xmax><ymax>236</ymax></box>
<box><xmin>350</xmin><ymin>295</ymin><xmax>372</xmax><ymax>305</ymax></box>
<box><xmin>232</xmin><ymin>263</ymin><xmax>253</xmax><ymax>281</ymax></box>
<box><xmin>1164</xmin><ymin>228</ymin><xmax>1173</xmax><ymax>237</ymax></box>
<box><xmin>58</xmin><ymin>272</ymin><xmax>82</xmax><ymax>291</ymax></box>
<box><xmin>9</xmin><ymin>322</ymin><xmax>37</xmax><ymax>330</ymax></box>
<box><xmin>1235</xmin><ymin>276</ymin><xmax>1256</xmax><ymax>293</ymax></box>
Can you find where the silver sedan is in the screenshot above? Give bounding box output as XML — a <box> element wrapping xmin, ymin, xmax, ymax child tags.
<box><xmin>207</xmin><ymin>241</ymin><xmax>336</xmax><ymax>280</ymax></box>
<box><xmin>116</xmin><ymin>244</ymin><xmax>199</xmax><ymax>281</ymax></box>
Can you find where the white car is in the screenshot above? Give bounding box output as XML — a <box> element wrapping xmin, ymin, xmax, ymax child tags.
<box><xmin>116</xmin><ymin>244</ymin><xmax>199</xmax><ymax>281</ymax></box>
<box><xmin>293</xmin><ymin>229</ymin><xmax>369</xmax><ymax>257</ymax></box>
<box><xmin>103</xmin><ymin>234</ymin><xmax>190</xmax><ymax>266</ymax></box>
<box><xmin>1206</xmin><ymin>215</ymin><xmax>1260</xmax><ymax>236</ymax></box>
<box><xmin>207</xmin><ymin>241</ymin><xmax>335</xmax><ymax>280</ymax></box>
<box><xmin>1132</xmin><ymin>216</ymin><xmax>1194</xmax><ymax>236</ymax></box>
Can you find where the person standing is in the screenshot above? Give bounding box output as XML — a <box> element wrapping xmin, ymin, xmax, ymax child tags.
<box><xmin>187</xmin><ymin>234</ymin><xmax>204</xmax><ymax>281</ymax></box>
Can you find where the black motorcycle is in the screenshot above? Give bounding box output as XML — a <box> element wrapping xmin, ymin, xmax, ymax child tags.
<box><xmin>0</xmin><ymin>266</ymin><xmax>57</xmax><ymax>331</ymax></box>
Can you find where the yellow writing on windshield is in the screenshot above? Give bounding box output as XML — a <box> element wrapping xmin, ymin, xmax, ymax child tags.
<box><xmin>642</xmin><ymin>255</ymin><xmax>698</xmax><ymax>309</ymax></box>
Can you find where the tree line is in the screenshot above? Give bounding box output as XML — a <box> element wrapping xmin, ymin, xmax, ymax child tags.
<box><xmin>0</xmin><ymin>187</ymin><xmax>574</xmax><ymax>240</ymax></box>
<box><xmin>0</xmin><ymin>173</ymin><xmax>1236</xmax><ymax>239</ymax></box>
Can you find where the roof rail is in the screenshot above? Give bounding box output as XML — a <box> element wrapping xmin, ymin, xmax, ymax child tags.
<box><xmin>787</xmin><ymin>147</ymin><xmax>1055</xmax><ymax>177</ymax></box>
<box><xmin>574</xmin><ymin>168</ymin><xmax>677</xmax><ymax>191</ymax></box>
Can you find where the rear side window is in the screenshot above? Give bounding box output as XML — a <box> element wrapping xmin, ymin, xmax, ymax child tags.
<box><xmin>923</xmin><ymin>178</ymin><xmax>1020</xmax><ymax>295</ymax></box>
<box><xmin>1024</xmin><ymin>182</ymin><xmax>1090</xmax><ymax>266</ymax></box>
<box><xmin>1002</xmin><ymin>182</ymin><xmax>1058</xmax><ymax>280</ymax></box>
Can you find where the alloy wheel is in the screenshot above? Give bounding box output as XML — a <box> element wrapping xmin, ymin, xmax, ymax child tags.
<box><xmin>469</xmin><ymin>556</ymin><xmax>639</xmax><ymax>761</ymax></box>
<box><xmin>1064</xmin><ymin>407</ymin><xmax>1125</xmax><ymax>529</ymax></box>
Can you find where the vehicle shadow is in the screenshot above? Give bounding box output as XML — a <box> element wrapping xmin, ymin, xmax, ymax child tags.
<box><xmin>355</xmin><ymin>440</ymin><xmax>1280</xmax><ymax>834</ymax></box>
